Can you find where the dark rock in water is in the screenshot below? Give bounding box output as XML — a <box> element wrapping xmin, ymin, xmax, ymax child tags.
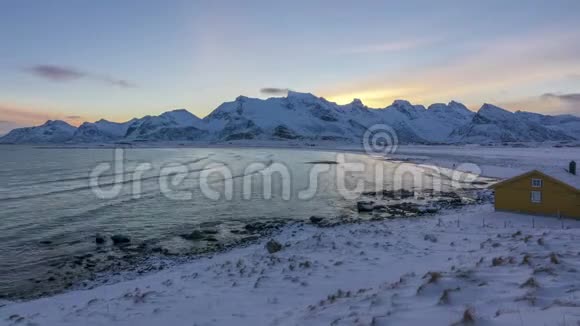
<box><xmin>244</xmin><ymin>221</ymin><xmax>286</xmax><ymax>234</ymax></box>
<box><xmin>400</xmin><ymin>189</ymin><xmax>415</xmax><ymax>198</ymax></box>
<box><xmin>111</xmin><ymin>234</ymin><xmax>131</xmax><ymax>245</ymax></box>
<box><xmin>357</xmin><ymin>201</ymin><xmax>374</xmax><ymax>212</ymax></box>
<box><xmin>39</xmin><ymin>240</ymin><xmax>53</xmax><ymax>245</ymax></box>
<box><xmin>95</xmin><ymin>234</ymin><xmax>106</xmax><ymax>245</ymax></box>
<box><xmin>205</xmin><ymin>236</ymin><xmax>219</xmax><ymax>242</ymax></box>
<box><xmin>388</xmin><ymin>202</ymin><xmax>422</xmax><ymax>214</ymax></box>
<box><xmin>180</xmin><ymin>230</ymin><xmax>205</xmax><ymax>241</ymax></box>
<box><xmin>245</xmin><ymin>222</ymin><xmax>267</xmax><ymax>232</ymax></box>
<box><xmin>309</xmin><ymin>216</ymin><xmax>325</xmax><ymax>224</ymax></box>
<box><xmin>361</xmin><ymin>190</ymin><xmax>380</xmax><ymax>197</ymax></box>
<box><xmin>355</xmin><ymin>200</ymin><xmax>449</xmax><ymax>219</ymax></box>
<box><xmin>437</xmin><ymin>198</ymin><xmax>463</xmax><ymax>208</ymax></box>
<box><xmin>266</xmin><ymin>239</ymin><xmax>283</xmax><ymax>254</ymax></box>
<box><xmin>372</xmin><ymin>204</ymin><xmax>388</xmax><ymax>212</ymax></box>
<box><xmin>305</xmin><ymin>160</ymin><xmax>338</xmax><ymax>165</ymax></box>
<box><xmin>362</xmin><ymin>189</ymin><xmax>415</xmax><ymax>199</ymax></box>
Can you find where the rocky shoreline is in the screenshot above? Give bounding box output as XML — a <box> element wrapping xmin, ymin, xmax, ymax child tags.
<box><xmin>4</xmin><ymin>186</ymin><xmax>492</xmax><ymax>302</ymax></box>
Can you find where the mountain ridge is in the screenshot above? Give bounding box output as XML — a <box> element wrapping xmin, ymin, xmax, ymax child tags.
<box><xmin>1</xmin><ymin>92</ymin><xmax>578</xmax><ymax>144</ymax></box>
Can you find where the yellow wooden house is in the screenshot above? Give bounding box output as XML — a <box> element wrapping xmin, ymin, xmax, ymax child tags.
<box><xmin>489</xmin><ymin>165</ymin><xmax>580</xmax><ymax>219</ymax></box>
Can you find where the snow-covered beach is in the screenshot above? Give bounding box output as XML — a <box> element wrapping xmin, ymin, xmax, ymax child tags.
<box><xmin>2</xmin><ymin>204</ymin><xmax>579</xmax><ymax>326</ymax></box>
<box><xmin>1</xmin><ymin>144</ymin><xmax>579</xmax><ymax>326</ymax></box>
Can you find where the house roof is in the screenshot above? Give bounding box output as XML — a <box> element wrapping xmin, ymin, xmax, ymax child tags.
<box><xmin>490</xmin><ymin>168</ymin><xmax>580</xmax><ymax>191</ymax></box>
<box><xmin>537</xmin><ymin>169</ymin><xmax>580</xmax><ymax>190</ymax></box>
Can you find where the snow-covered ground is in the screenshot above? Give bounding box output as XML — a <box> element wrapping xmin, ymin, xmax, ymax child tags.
<box><xmin>388</xmin><ymin>144</ymin><xmax>580</xmax><ymax>179</ymax></box>
<box><xmin>2</xmin><ymin>204</ymin><xmax>580</xmax><ymax>326</ymax></box>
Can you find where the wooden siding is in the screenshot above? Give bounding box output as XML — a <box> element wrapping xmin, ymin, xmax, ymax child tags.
<box><xmin>493</xmin><ymin>171</ymin><xmax>580</xmax><ymax>218</ymax></box>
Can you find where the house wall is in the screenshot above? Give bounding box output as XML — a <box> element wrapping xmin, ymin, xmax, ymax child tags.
<box><xmin>494</xmin><ymin>172</ymin><xmax>580</xmax><ymax>218</ymax></box>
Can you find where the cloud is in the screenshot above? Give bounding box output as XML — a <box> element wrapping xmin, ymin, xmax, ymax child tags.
<box><xmin>500</xmin><ymin>92</ymin><xmax>580</xmax><ymax>116</ymax></box>
<box><xmin>541</xmin><ymin>93</ymin><xmax>580</xmax><ymax>103</ymax></box>
<box><xmin>65</xmin><ymin>115</ymin><xmax>82</xmax><ymax>119</ymax></box>
<box><xmin>28</xmin><ymin>65</ymin><xmax>84</xmax><ymax>81</ymax></box>
<box><xmin>26</xmin><ymin>65</ymin><xmax>137</xmax><ymax>88</ymax></box>
<box><xmin>260</xmin><ymin>88</ymin><xmax>290</xmax><ymax>96</ymax></box>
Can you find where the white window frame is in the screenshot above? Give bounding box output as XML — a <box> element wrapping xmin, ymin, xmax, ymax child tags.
<box><xmin>530</xmin><ymin>191</ymin><xmax>542</xmax><ymax>203</ymax></box>
<box><xmin>531</xmin><ymin>178</ymin><xmax>543</xmax><ymax>188</ymax></box>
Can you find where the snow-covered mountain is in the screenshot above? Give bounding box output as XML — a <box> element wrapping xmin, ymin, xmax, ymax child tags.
<box><xmin>0</xmin><ymin>120</ymin><xmax>76</xmax><ymax>143</ymax></box>
<box><xmin>373</xmin><ymin>100</ymin><xmax>475</xmax><ymax>143</ymax></box>
<box><xmin>0</xmin><ymin>92</ymin><xmax>578</xmax><ymax>144</ymax></box>
<box><xmin>203</xmin><ymin>92</ymin><xmax>380</xmax><ymax>141</ymax></box>
<box><xmin>200</xmin><ymin>93</ymin><xmax>474</xmax><ymax>144</ymax></box>
<box><xmin>421</xmin><ymin>101</ymin><xmax>475</xmax><ymax>141</ymax></box>
<box><xmin>450</xmin><ymin>104</ymin><xmax>575</xmax><ymax>143</ymax></box>
<box><xmin>124</xmin><ymin>109</ymin><xmax>206</xmax><ymax>141</ymax></box>
<box><xmin>514</xmin><ymin>111</ymin><xmax>580</xmax><ymax>140</ymax></box>
<box><xmin>72</xmin><ymin>119</ymin><xmax>136</xmax><ymax>142</ymax></box>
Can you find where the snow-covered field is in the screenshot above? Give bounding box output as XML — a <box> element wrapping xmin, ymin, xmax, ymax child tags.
<box><xmin>2</xmin><ymin>204</ymin><xmax>580</xmax><ymax>326</ymax></box>
<box><xmin>2</xmin><ymin>145</ymin><xmax>579</xmax><ymax>326</ymax></box>
<box><xmin>389</xmin><ymin>144</ymin><xmax>580</xmax><ymax>179</ymax></box>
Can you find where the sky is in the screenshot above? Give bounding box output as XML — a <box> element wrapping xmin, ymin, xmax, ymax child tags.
<box><xmin>1</xmin><ymin>0</ymin><xmax>580</xmax><ymax>134</ymax></box>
